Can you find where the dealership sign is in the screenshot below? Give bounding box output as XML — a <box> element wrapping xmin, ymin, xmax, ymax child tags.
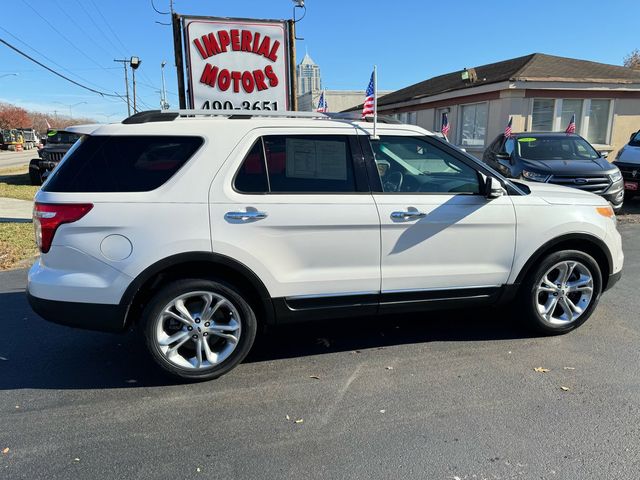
<box><xmin>182</xmin><ymin>16</ymin><xmax>292</xmax><ymax>111</ymax></box>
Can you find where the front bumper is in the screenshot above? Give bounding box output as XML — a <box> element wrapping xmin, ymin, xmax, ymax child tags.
<box><xmin>27</xmin><ymin>292</ymin><xmax>128</xmax><ymax>333</ymax></box>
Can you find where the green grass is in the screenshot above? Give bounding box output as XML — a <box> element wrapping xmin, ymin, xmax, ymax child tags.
<box><xmin>0</xmin><ymin>222</ymin><xmax>38</xmax><ymax>270</ymax></box>
<box><xmin>0</xmin><ymin>166</ymin><xmax>39</xmax><ymax>201</ymax></box>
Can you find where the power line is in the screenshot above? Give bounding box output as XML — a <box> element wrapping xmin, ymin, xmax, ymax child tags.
<box><xmin>54</xmin><ymin>0</ymin><xmax>117</xmax><ymax>61</ymax></box>
<box><xmin>90</xmin><ymin>0</ymin><xmax>130</xmax><ymax>55</ymax></box>
<box><xmin>0</xmin><ymin>37</ymin><xmax>122</xmax><ymax>98</ymax></box>
<box><xmin>0</xmin><ymin>25</ymin><xmax>118</xmax><ymax>93</ymax></box>
<box><xmin>20</xmin><ymin>0</ymin><xmax>121</xmax><ymax>82</ymax></box>
<box><xmin>73</xmin><ymin>0</ymin><xmax>126</xmax><ymax>58</ymax></box>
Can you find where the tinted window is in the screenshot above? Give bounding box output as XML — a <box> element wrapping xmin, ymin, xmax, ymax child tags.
<box><xmin>373</xmin><ymin>136</ymin><xmax>480</xmax><ymax>194</ymax></box>
<box><xmin>234</xmin><ymin>141</ymin><xmax>268</xmax><ymax>193</ymax></box>
<box><xmin>234</xmin><ymin>136</ymin><xmax>357</xmax><ymax>193</ymax></box>
<box><xmin>44</xmin><ymin>135</ymin><xmax>203</xmax><ymax>192</ymax></box>
<box><xmin>516</xmin><ymin>136</ymin><xmax>599</xmax><ymax>161</ymax></box>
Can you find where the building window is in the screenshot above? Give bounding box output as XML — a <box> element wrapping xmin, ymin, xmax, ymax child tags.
<box><xmin>587</xmin><ymin>100</ymin><xmax>611</xmax><ymax>145</ymax></box>
<box><xmin>529</xmin><ymin>98</ymin><xmax>612</xmax><ymax>145</ymax></box>
<box><xmin>460</xmin><ymin>102</ymin><xmax>488</xmax><ymax>147</ymax></box>
<box><xmin>561</xmin><ymin>99</ymin><xmax>582</xmax><ymax>133</ymax></box>
<box><xmin>532</xmin><ymin>99</ymin><xmax>555</xmax><ymax>131</ymax></box>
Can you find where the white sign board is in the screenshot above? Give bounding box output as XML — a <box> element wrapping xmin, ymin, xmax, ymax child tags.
<box><xmin>183</xmin><ymin>16</ymin><xmax>291</xmax><ymax>111</ymax></box>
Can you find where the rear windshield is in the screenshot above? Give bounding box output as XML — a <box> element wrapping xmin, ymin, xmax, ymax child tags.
<box><xmin>516</xmin><ymin>136</ymin><xmax>599</xmax><ymax>161</ymax></box>
<box><xmin>47</xmin><ymin>130</ymin><xmax>81</xmax><ymax>144</ymax></box>
<box><xmin>44</xmin><ymin>135</ymin><xmax>203</xmax><ymax>192</ymax></box>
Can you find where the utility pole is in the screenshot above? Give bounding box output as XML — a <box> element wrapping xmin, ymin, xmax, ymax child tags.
<box><xmin>160</xmin><ymin>60</ymin><xmax>169</xmax><ymax>109</ymax></box>
<box><xmin>114</xmin><ymin>59</ymin><xmax>131</xmax><ymax>116</ymax></box>
<box><xmin>130</xmin><ymin>57</ymin><xmax>141</xmax><ymax>114</ymax></box>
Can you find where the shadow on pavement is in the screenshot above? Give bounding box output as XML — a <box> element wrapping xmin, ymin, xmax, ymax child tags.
<box><xmin>0</xmin><ymin>289</ymin><xmax>534</xmax><ymax>391</ymax></box>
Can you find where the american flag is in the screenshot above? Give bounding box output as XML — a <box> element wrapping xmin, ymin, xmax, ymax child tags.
<box><xmin>316</xmin><ymin>91</ymin><xmax>328</xmax><ymax>113</ymax></box>
<box><xmin>362</xmin><ymin>71</ymin><xmax>375</xmax><ymax>117</ymax></box>
<box><xmin>441</xmin><ymin>112</ymin><xmax>450</xmax><ymax>138</ymax></box>
<box><xmin>504</xmin><ymin>117</ymin><xmax>513</xmax><ymax>138</ymax></box>
<box><xmin>566</xmin><ymin>114</ymin><xmax>576</xmax><ymax>134</ymax></box>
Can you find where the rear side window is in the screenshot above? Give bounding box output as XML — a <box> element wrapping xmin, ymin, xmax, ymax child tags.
<box><xmin>44</xmin><ymin>135</ymin><xmax>203</xmax><ymax>192</ymax></box>
<box><xmin>234</xmin><ymin>135</ymin><xmax>357</xmax><ymax>193</ymax></box>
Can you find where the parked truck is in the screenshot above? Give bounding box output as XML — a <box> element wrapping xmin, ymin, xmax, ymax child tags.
<box><xmin>0</xmin><ymin>129</ymin><xmax>24</xmax><ymax>151</ymax></box>
<box><xmin>18</xmin><ymin>128</ymin><xmax>38</xmax><ymax>150</ymax></box>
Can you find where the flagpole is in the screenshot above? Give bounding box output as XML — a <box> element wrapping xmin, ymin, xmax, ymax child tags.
<box><xmin>373</xmin><ymin>65</ymin><xmax>378</xmax><ymax>140</ymax></box>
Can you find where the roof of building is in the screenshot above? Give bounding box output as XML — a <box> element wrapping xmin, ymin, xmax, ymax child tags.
<box><xmin>375</xmin><ymin>53</ymin><xmax>640</xmax><ymax>108</ymax></box>
<box><xmin>299</xmin><ymin>51</ymin><xmax>317</xmax><ymax>66</ymax></box>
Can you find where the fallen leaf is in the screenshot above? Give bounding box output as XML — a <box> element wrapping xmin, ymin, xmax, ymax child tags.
<box><xmin>534</xmin><ymin>367</ymin><xmax>550</xmax><ymax>373</ymax></box>
<box><xmin>74</xmin><ymin>458</ymin><xmax>80</xmax><ymax>462</ymax></box>
<box><xmin>379</xmin><ymin>409</ymin><xmax>386</xmax><ymax>413</ymax></box>
<box><xmin>508</xmin><ymin>351</ymin><xmax>512</xmax><ymax>354</ymax></box>
<box><xmin>2</xmin><ymin>448</ymin><xmax>9</xmax><ymax>454</ymax></box>
<box><xmin>385</xmin><ymin>366</ymin><xmax>394</xmax><ymax>370</ymax></box>
<box><xmin>560</xmin><ymin>386</ymin><xmax>570</xmax><ymax>391</ymax></box>
<box><xmin>285</xmin><ymin>415</ymin><xmax>290</xmax><ymax>420</ymax></box>
<box><xmin>295</xmin><ymin>418</ymin><xmax>304</xmax><ymax>424</ymax></box>
<box><xmin>316</xmin><ymin>338</ymin><xmax>330</xmax><ymax>348</ymax></box>
<box><xmin>309</xmin><ymin>375</ymin><xmax>320</xmax><ymax>380</ymax></box>
<box><xmin>196</xmin><ymin>467</ymin><xmax>201</xmax><ymax>472</ymax></box>
<box><xmin>15</xmin><ymin>406</ymin><xmax>19</xmax><ymax>409</ymax></box>
<box><xmin>563</xmin><ymin>367</ymin><xmax>576</xmax><ymax>370</ymax></box>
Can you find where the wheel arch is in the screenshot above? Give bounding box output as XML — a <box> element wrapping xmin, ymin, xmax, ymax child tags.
<box><xmin>120</xmin><ymin>252</ymin><xmax>275</xmax><ymax>328</ymax></box>
<box><xmin>514</xmin><ymin>233</ymin><xmax>613</xmax><ymax>289</ymax></box>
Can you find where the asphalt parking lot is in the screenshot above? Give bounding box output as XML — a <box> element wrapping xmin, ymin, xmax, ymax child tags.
<box><xmin>1</xmin><ymin>223</ymin><xmax>639</xmax><ymax>480</ymax></box>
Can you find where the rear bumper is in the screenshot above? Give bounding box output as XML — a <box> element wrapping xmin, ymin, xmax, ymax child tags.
<box><xmin>27</xmin><ymin>292</ymin><xmax>128</xmax><ymax>333</ymax></box>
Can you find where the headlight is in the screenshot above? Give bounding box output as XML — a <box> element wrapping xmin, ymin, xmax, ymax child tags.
<box><xmin>609</xmin><ymin>169</ymin><xmax>622</xmax><ymax>183</ymax></box>
<box><xmin>521</xmin><ymin>170</ymin><xmax>550</xmax><ymax>182</ymax></box>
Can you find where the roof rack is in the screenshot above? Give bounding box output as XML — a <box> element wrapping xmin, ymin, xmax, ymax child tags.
<box><xmin>121</xmin><ymin>109</ymin><xmax>402</xmax><ymax>125</ymax></box>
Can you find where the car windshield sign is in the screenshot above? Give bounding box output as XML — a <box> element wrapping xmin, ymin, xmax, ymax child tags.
<box><xmin>517</xmin><ymin>136</ymin><xmax>599</xmax><ymax>161</ymax></box>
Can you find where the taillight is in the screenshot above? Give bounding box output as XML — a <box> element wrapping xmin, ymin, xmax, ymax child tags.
<box><xmin>33</xmin><ymin>203</ymin><xmax>93</xmax><ymax>253</ymax></box>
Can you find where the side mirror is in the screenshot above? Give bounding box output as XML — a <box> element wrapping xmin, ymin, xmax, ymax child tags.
<box><xmin>485</xmin><ymin>177</ymin><xmax>506</xmax><ymax>199</ymax></box>
<box><xmin>600</xmin><ymin>151</ymin><xmax>609</xmax><ymax>159</ymax></box>
<box><xmin>495</xmin><ymin>152</ymin><xmax>513</xmax><ymax>164</ymax></box>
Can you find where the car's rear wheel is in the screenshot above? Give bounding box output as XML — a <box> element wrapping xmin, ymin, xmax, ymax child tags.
<box><xmin>521</xmin><ymin>250</ymin><xmax>602</xmax><ymax>334</ymax></box>
<box><xmin>142</xmin><ymin>279</ymin><xmax>257</xmax><ymax>381</ymax></box>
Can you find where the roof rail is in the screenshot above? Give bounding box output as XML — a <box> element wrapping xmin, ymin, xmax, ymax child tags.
<box><xmin>165</xmin><ymin>109</ymin><xmax>403</xmax><ymax>124</ymax></box>
<box><xmin>122</xmin><ymin>109</ymin><xmax>403</xmax><ymax>125</ymax></box>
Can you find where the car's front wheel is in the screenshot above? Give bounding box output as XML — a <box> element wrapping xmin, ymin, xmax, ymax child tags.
<box><xmin>521</xmin><ymin>250</ymin><xmax>602</xmax><ymax>334</ymax></box>
<box><xmin>142</xmin><ymin>279</ymin><xmax>257</xmax><ymax>381</ymax></box>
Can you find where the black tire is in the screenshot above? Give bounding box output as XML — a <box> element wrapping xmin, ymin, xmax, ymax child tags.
<box><xmin>519</xmin><ymin>250</ymin><xmax>602</xmax><ymax>335</ymax></box>
<box><xmin>141</xmin><ymin>278</ymin><xmax>257</xmax><ymax>381</ymax></box>
<box><xmin>28</xmin><ymin>160</ymin><xmax>42</xmax><ymax>185</ymax></box>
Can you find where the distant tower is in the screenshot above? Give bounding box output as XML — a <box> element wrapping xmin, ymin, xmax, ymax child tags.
<box><xmin>296</xmin><ymin>50</ymin><xmax>321</xmax><ymax>95</ymax></box>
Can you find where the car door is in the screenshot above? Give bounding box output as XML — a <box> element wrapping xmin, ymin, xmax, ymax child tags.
<box><xmin>362</xmin><ymin>132</ymin><xmax>517</xmax><ymax>307</ymax></box>
<box><xmin>209</xmin><ymin>127</ymin><xmax>380</xmax><ymax>317</ymax></box>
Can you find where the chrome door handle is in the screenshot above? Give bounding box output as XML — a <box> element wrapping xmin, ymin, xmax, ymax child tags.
<box><xmin>224</xmin><ymin>211</ymin><xmax>268</xmax><ymax>221</ymax></box>
<box><xmin>390</xmin><ymin>210</ymin><xmax>426</xmax><ymax>220</ymax></box>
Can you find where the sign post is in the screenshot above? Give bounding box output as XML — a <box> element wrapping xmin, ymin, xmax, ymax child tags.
<box><xmin>178</xmin><ymin>15</ymin><xmax>294</xmax><ymax>111</ymax></box>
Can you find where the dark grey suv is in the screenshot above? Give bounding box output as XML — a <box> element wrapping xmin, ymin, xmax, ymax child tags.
<box><xmin>483</xmin><ymin>132</ymin><xmax>624</xmax><ymax>211</ymax></box>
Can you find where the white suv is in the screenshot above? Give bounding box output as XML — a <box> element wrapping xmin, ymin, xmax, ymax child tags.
<box><xmin>27</xmin><ymin>110</ymin><xmax>624</xmax><ymax>381</ymax></box>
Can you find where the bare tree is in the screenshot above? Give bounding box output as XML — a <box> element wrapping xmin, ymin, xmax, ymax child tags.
<box><xmin>624</xmin><ymin>49</ymin><xmax>640</xmax><ymax>69</ymax></box>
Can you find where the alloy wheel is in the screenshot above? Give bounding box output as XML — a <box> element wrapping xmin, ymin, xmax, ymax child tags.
<box><xmin>154</xmin><ymin>291</ymin><xmax>241</xmax><ymax>369</ymax></box>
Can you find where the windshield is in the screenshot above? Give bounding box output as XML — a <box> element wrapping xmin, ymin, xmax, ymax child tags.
<box><xmin>47</xmin><ymin>130</ymin><xmax>81</xmax><ymax>144</ymax></box>
<box><xmin>630</xmin><ymin>131</ymin><xmax>640</xmax><ymax>147</ymax></box>
<box><xmin>516</xmin><ymin>136</ymin><xmax>599</xmax><ymax>161</ymax></box>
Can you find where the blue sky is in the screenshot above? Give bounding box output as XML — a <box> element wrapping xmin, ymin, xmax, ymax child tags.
<box><xmin>0</xmin><ymin>0</ymin><xmax>637</xmax><ymax>121</ymax></box>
